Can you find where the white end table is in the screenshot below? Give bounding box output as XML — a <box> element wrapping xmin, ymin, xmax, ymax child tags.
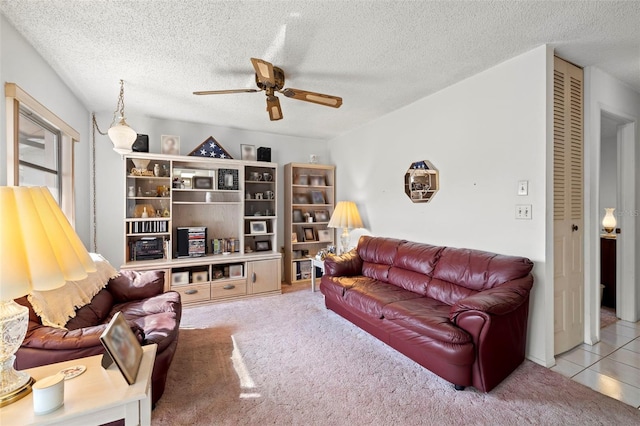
<box><xmin>311</xmin><ymin>258</ymin><xmax>325</xmax><ymax>292</ymax></box>
<box><xmin>0</xmin><ymin>343</ymin><xmax>156</xmax><ymax>426</ymax></box>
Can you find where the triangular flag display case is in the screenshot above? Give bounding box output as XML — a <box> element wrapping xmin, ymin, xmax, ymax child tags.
<box><xmin>189</xmin><ymin>136</ymin><xmax>233</xmax><ymax>159</ymax></box>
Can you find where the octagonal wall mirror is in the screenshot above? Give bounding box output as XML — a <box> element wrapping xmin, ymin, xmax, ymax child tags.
<box><xmin>404</xmin><ymin>160</ymin><xmax>439</xmax><ymax>203</ymax></box>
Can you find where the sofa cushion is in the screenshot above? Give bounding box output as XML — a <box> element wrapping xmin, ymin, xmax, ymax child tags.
<box><xmin>358</xmin><ymin>236</ymin><xmax>402</xmax><ymax>281</ymax></box>
<box><xmin>425</xmin><ymin>278</ymin><xmax>477</xmax><ymax>307</ymax></box>
<box><xmin>343</xmin><ymin>280</ymin><xmax>422</xmax><ymax>319</ymax></box>
<box><xmin>110</xmin><ymin>291</ymin><xmax>181</xmax><ymax>353</ymax></box>
<box><xmin>392</xmin><ymin>241</ymin><xmax>444</xmax><ymax>276</ymax></box>
<box><xmin>387</xmin><ymin>267</ymin><xmax>431</xmax><ymax>295</ymax></box>
<box><xmin>108</xmin><ymin>270</ymin><xmax>164</xmax><ymax>302</ymax></box>
<box><xmin>432</xmin><ymin>247</ymin><xmax>534</xmax><ymax>292</ymax></box>
<box><xmin>321</xmin><ymin>275</ymin><xmax>377</xmax><ymax>298</ymax></box>
<box><xmin>65</xmin><ymin>289</ymin><xmax>114</xmax><ymax>330</ymax></box>
<box><xmin>382</xmin><ymin>298</ymin><xmax>472</xmax><ymax>344</ymax></box>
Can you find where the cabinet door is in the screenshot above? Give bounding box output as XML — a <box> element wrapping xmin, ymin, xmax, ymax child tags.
<box><xmin>248</xmin><ymin>259</ymin><xmax>280</xmax><ymax>294</ymax></box>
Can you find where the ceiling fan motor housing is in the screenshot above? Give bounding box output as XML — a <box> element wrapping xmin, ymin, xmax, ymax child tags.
<box><xmin>255</xmin><ymin>66</ymin><xmax>285</xmax><ymax>91</ymax></box>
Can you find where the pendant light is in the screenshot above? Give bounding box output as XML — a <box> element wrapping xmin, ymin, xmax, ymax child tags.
<box><xmin>107</xmin><ymin>80</ymin><xmax>137</xmax><ymax>154</ymax></box>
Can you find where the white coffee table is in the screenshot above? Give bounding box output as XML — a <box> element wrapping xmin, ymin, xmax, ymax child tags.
<box><xmin>0</xmin><ymin>343</ymin><xmax>156</xmax><ymax>426</ymax></box>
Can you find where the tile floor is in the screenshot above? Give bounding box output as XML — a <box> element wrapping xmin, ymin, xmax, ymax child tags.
<box><xmin>553</xmin><ymin>318</ymin><xmax>640</xmax><ymax>408</ymax></box>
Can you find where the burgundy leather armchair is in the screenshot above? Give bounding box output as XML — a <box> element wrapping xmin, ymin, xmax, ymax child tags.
<box><xmin>15</xmin><ymin>270</ymin><xmax>181</xmax><ymax>405</ymax></box>
<box><xmin>321</xmin><ymin>236</ymin><xmax>533</xmax><ymax>392</ymax></box>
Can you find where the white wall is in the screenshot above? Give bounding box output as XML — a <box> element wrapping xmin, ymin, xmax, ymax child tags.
<box><xmin>93</xmin><ymin>113</ymin><xmax>327</xmax><ymax>266</ymax></box>
<box><xmin>584</xmin><ymin>67</ymin><xmax>640</xmax><ymax>331</ymax></box>
<box><xmin>327</xmin><ymin>45</ymin><xmax>552</xmax><ymax>365</ymax></box>
<box><xmin>0</xmin><ymin>14</ymin><xmax>92</xmax><ymax>245</ymax></box>
<box><xmin>599</xmin><ymin>134</ymin><xmax>617</xmax><ymax>214</ymax></box>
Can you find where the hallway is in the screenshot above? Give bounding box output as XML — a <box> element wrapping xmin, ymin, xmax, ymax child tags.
<box><xmin>553</xmin><ymin>319</ymin><xmax>640</xmax><ymax>408</ymax></box>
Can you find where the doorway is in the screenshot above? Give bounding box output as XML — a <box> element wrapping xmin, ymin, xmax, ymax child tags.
<box><xmin>596</xmin><ymin>110</ymin><xmax>636</xmax><ymax>328</ymax></box>
<box><xmin>598</xmin><ymin>114</ymin><xmax>619</xmax><ymax>328</ymax></box>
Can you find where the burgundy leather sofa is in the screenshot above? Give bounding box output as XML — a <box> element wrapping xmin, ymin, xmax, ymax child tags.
<box><xmin>320</xmin><ymin>236</ymin><xmax>534</xmax><ymax>392</ymax></box>
<box><xmin>15</xmin><ymin>270</ymin><xmax>181</xmax><ymax>405</ymax></box>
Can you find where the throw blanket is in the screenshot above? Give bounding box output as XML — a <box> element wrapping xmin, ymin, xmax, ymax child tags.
<box><xmin>28</xmin><ymin>253</ymin><xmax>119</xmax><ymax>328</ymax></box>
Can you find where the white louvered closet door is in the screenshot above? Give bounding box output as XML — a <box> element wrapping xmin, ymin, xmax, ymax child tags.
<box><xmin>553</xmin><ymin>56</ymin><xmax>584</xmax><ymax>355</ymax></box>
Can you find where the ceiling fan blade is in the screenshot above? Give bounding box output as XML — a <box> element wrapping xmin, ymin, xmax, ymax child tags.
<box><xmin>193</xmin><ymin>89</ymin><xmax>260</xmax><ymax>95</ymax></box>
<box><xmin>266</xmin><ymin>96</ymin><xmax>283</xmax><ymax>121</ymax></box>
<box><xmin>281</xmin><ymin>88</ymin><xmax>342</xmax><ymax>108</ymax></box>
<box><xmin>251</xmin><ymin>58</ymin><xmax>276</xmax><ymax>87</ymax></box>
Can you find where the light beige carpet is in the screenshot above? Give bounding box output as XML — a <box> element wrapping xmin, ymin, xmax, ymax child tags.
<box><xmin>152</xmin><ymin>284</ymin><xmax>640</xmax><ymax>425</ymax></box>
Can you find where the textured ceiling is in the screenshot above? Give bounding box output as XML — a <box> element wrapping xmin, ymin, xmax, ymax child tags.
<box><xmin>2</xmin><ymin>1</ymin><xmax>639</xmax><ymax>141</ymax></box>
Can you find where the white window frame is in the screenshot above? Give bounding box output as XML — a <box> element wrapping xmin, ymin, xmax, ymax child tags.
<box><xmin>5</xmin><ymin>82</ymin><xmax>79</xmax><ymax>225</ymax></box>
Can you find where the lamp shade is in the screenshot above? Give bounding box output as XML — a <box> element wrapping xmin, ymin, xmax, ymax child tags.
<box><xmin>0</xmin><ymin>186</ymin><xmax>96</xmax><ymax>301</ymax></box>
<box><xmin>328</xmin><ymin>201</ymin><xmax>364</xmax><ymax>230</ymax></box>
<box><xmin>602</xmin><ymin>208</ymin><xmax>617</xmax><ymax>234</ymax></box>
<box><xmin>107</xmin><ymin>118</ymin><xmax>137</xmax><ymax>155</ymax></box>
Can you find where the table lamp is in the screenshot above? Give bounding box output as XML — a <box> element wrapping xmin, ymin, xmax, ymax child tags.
<box><xmin>328</xmin><ymin>201</ymin><xmax>364</xmax><ymax>254</ymax></box>
<box><xmin>0</xmin><ymin>186</ymin><xmax>96</xmax><ymax>407</ymax></box>
<box><xmin>602</xmin><ymin>208</ymin><xmax>617</xmax><ymax>237</ymax></box>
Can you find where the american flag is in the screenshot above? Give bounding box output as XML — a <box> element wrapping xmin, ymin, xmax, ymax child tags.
<box><xmin>189</xmin><ymin>136</ymin><xmax>233</xmax><ymax>159</ymax></box>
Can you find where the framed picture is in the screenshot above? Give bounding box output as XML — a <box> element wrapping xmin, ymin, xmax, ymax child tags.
<box><xmin>100</xmin><ymin>312</ymin><xmax>143</xmax><ymax>385</ymax></box>
<box><xmin>293</xmin><ymin>194</ymin><xmax>309</xmax><ymax>205</ymax></box>
<box><xmin>318</xmin><ymin>229</ymin><xmax>332</xmax><ymax>242</ymax></box>
<box><xmin>310</xmin><ymin>175</ymin><xmax>326</xmax><ymax>186</ymax></box>
<box><xmin>229</xmin><ymin>264</ymin><xmax>243</xmax><ymax>278</ymax></box>
<box><xmin>310</xmin><ymin>190</ymin><xmax>326</xmax><ymax>204</ymax></box>
<box><xmin>295</xmin><ymin>174</ymin><xmax>309</xmax><ymax>185</ymax></box>
<box><xmin>161</xmin><ymin>135</ymin><xmax>180</xmax><ymax>155</ymax></box>
<box><xmin>250</xmin><ymin>221</ymin><xmax>268</xmax><ymax>234</ymax></box>
<box><xmin>192</xmin><ymin>270</ymin><xmax>208</xmax><ymax>283</ymax></box>
<box><xmin>193</xmin><ymin>176</ymin><xmax>213</xmax><ymax>190</ymax></box>
<box><xmin>303</xmin><ymin>227</ymin><xmax>315</xmax><ymax>241</ymax></box>
<box><xmin>314</xmin><ymin>210</ymin><xmax>330</xmax><ymax>222</ymax></box>
<box><xmin>291</xmin><ymin>232</ymin><xmax>298</xmax><ymax>243</ymax></box>
<box><xmin>218</xmin><ymin>168</ymin><xmax>239</xmax><ymax>190</ymax></box>
<box><xmin>255</xmin><ymin>240</ymin><xmax>271</xmax><ymax>252</ymax></box>
<box><xmin>293</xmin><ymin>209</ymin><xmax>304</xmax><ymax>223</ymax></box>
<box><xmin>241</xmin><ymin>144</ymin><xmax>256</xmax><ymax>161</ymax></box>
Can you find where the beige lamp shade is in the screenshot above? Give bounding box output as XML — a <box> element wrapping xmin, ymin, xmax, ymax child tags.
<box><xmin>602</xmin><ymin>208</ymin><xmax>617</xmax><ymax>234</ymax></box>
<box><xmin>0</xmin><ymin>186</ymin><xmax>96</xmax><ymax>301</ymax></box>
<box><xmin>328</xmin><ymin>201</ymin><xmax>364</xmax><ymax>230</ymax></box>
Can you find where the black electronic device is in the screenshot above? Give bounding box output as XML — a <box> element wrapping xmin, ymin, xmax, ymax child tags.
<box><xmin>129</xmin><ymin>237</ymin><xmax>164</xmax><ymax>261</ymax></box>
<box><xmin>257</xmin><ymin>147</ymin><xmax>271</xmax><ymax>162</ymax></box>
<box><xmin>132</xmin><ymin>134</ymin><xmax>149</xmax><ymax>152</ymax></box>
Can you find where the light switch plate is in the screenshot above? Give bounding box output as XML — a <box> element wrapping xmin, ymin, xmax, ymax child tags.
<box><xmin>515</xmin><ymin>204</ymin><xmax>532</xmax><ymax>220</ymax></box>
<box><xmin>517</xmin><ymin>180</ymin><xmax>528</xmax><ymax>196</ymax></box>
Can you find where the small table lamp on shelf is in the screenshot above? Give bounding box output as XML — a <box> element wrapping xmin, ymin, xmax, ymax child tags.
<box><xmin>0</xmin><ymin>186</ymin><xmax>96</xmax><ymax>407</ymax></box>
<box><xmin>328</xmin><ymin>201</ymin><xmax>364</xmax><ymax>254</ymax></box>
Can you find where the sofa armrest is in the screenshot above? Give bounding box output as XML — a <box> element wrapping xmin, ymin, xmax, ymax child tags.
<box><xmin>450</xmin><ymin>275</ymin><xmax>533</xmax><ymax>321</ymax></box>
<box><xmin>323</xmin><ymin>250</ymin><xmax>364</xmax><ymax>277</ymax></box>
<box><xmin>107</xmin><ymin>270</ymin><xmax>165</xmax><ymax>303</ymax></box>
<box><xmin>22</xmin><ymin>322</ymin><xmax>107</xmax><ymax>350</ymax></box>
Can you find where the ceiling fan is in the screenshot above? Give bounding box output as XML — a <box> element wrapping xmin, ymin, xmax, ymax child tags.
<box><xmin>194</xmin><ymin>58</ymin><xmax>343</xmax><ymax>121</ymax></box>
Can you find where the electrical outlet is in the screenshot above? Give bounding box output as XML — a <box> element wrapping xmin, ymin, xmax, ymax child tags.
<box><xmin>517</xmin><ymin>180</ymin><xmax>528</xmax><ymax>196</ymax></box>
<box><xmin>515</xmin><ymin>204</ymin><xmax>532</xmax><ymax>220</ymax></box>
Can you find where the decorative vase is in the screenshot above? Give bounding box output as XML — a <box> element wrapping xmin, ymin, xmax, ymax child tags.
<box><xmin>154</xmin><ymin>164</ymin><xmax>161</xmax><ymax>177</ymax></box>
